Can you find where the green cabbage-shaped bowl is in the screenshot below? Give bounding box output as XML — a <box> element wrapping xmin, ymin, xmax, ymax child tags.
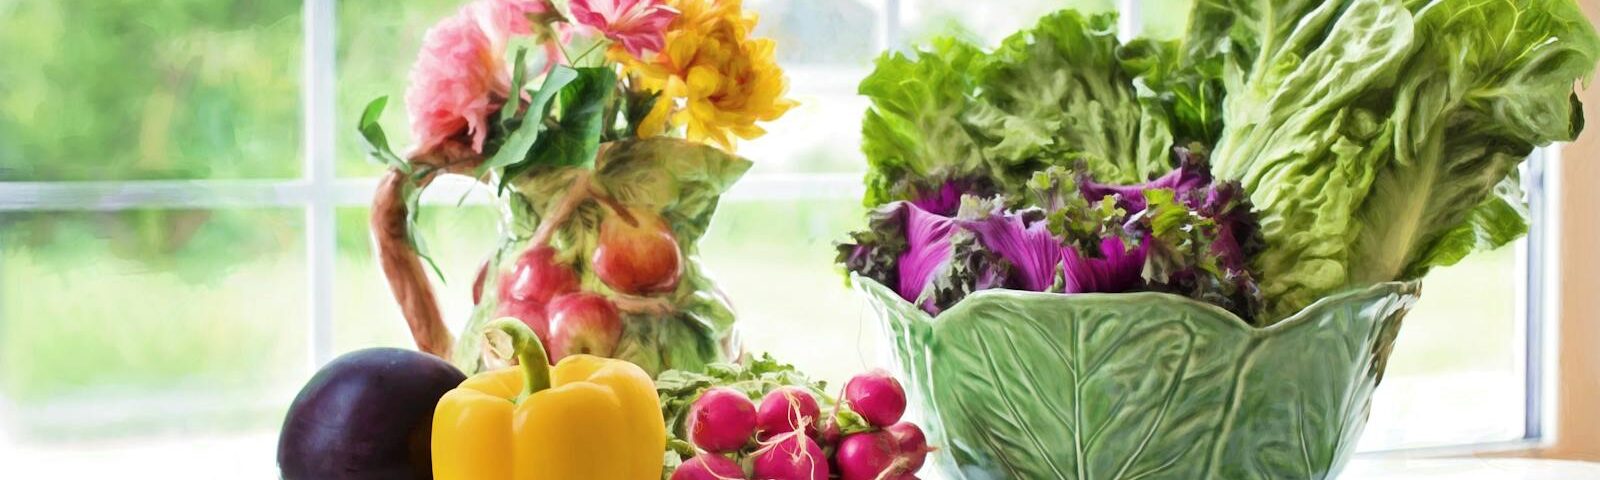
<box><xmin>854</xmin><ymin>275</ymin><xmax>1418</xmax><ymax>480</ymax></box>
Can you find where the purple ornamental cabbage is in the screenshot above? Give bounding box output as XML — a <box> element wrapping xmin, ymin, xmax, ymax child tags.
<box><xmin>1063</xmin><ymin>237</ymin><xmax>1147</xmax><ymax>294</ymax></box>
<box><xmin>954</xmin><ymin>199</ymin><xmax>1064</xmax><ymax>293</ymax></box>
<box><xmin>896</xmin><ymin>203</ymin><xmax>959</xmax><ymax>307</ymax></box>
<box><xmin>838</xmin><ymin>148</ymin><xmax>1262</xmax><ymax>319</ymax></box>
<box><xmin>1078</xmin><ymin>148</ymin><xmax>1211</xmax><ymax>212</ymax></box>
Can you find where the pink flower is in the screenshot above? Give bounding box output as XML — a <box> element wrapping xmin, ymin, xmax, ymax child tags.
<box><xmin>405</xmin><ymin>12</ymin><xmax>506</xmax><ymax>155</ymax></box>
<box><xmin>476</xmin><ymin>0</ymin><xmax>567</xmax><ymax>73</ymax></box>
<box><xmin>405</xmin><ymin>0</ymin><xmax>551</xmax><ymax>155</ymax></box>
<box><xmin>470</xmin><ymin>0</ymin><xmax>549</xmax><ymax>51</ymax></box>
<box><xmin>570</xmin><ymin>0</ymin><xmax>678</xmax><ymax>58</ymax></box>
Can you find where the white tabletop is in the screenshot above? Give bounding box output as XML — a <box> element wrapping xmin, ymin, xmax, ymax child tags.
<box><xmin>4</xmin><ymin>432</ymin><xmax>1598</xmax><ymax>479</ymax></box>
<box><xmin>1343</xmin><ymin>458</ymin><xmax>1600</xmax><ymax>479</ymax></box>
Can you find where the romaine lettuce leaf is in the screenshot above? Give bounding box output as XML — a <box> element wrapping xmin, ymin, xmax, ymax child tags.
<box><xmin>1195</xmin><ymin>0</ymin><xmax>1600</xmax><ymax>320</ymax></box>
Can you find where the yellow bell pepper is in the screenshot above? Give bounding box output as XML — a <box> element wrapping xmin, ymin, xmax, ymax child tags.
<box><xmin>432</xmin><ymin>318</ymin><xmax>666</xmax><ymax>480</ymax></box>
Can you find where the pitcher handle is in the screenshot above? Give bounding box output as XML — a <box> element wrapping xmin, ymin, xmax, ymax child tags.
<box><xmin>370</xmin><ymin>141</ymin><xmax>482</xmax><ymax>360</ymax></box>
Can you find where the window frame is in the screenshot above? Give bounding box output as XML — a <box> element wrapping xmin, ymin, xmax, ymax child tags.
<box><xmin>0</xmin><ymin>0</ymin><xmax>1554</xmax><ymax>456</ymax></box>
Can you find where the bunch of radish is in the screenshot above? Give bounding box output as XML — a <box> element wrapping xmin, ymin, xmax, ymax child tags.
<box><xmin>670</xmin><ymin>370</ymin><xmax>932</xmax><ymax>480</ymax></box>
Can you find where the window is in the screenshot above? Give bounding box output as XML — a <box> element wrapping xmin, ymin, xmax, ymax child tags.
<box><xmin>0</xmin><ymin>0</ymin><xmax>1548</xmax><ymax>475</ymax></box>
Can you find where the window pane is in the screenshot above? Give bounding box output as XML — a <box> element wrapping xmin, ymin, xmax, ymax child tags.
<box><xmin>333</xmin><ymin>205</ymin><xmax>503</xmax><ymax>354</ymax></box>
<box><xmin>1</xmin><ymin>208</ymin><xmax>306</xmax><ymax>475</ymax></box>
<box><xmin>1359</xmin><ymin>246</ymin><xmax>1526</xmax><ymax>450</ymax></box>
<box><xmin>0</xmin><ymin>1</ymin><xmax>303</xmax><ymax>181</ymax></box>
<box><xmin>1139</xmin><ymin>0</ymin><xmax>1193</xmax><ymax>40</ymax></box>
<box><xmin>334</xmin><ymin>0</ymin><xmax>461</xmax><ymax>178</ymax></box>
<box><xmin>901</xmin><ymin>0</ymin><xmax>1114</xmax><ymax>46</ymax></box>
<box><xmin>700</xmin><ymin>198</ymin><xmax>870</xmax><ymax>385</ymax></box>
<box><xmin>741</xmin><ymin>0</ymin><xmax>882</xmax><ymax>175</ymax></box>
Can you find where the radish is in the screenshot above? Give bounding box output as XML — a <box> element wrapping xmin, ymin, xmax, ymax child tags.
<box><xmin>836</xmin><ymin>430</ymin><xmax>924</xmax><ymax>480</ymax></box>
<box><xmin>752</xmin><ymin>431</ymin><xmax>830</xmax><ymax>480</ymax></box>
<box><xmin>820</xmin><ymin>418</ymin><xmax>841</xmax><ymax>446</ymax></box>
<box><xmin>884</xmin><ymin>422</ymin><xmax>931</xmax><ymax>472</ymax></box>
<box><xmin>843</xmin><ymin>370</ymin><xmax>907</xmax><ymax>428</ymax></box>
<box><xmin>672</xmin><ymin>453</ymin><xmax>747</xmax><ymax>480</ymax></box>
<box><xmin>757</xmin><ymin>386</ymin><xmax>821</xmax><ymax>440</ymax></box>
<box><xmin>688</xmin><ymin>387</ymin><xmax>758</xmax><ymax>453</ymax></box>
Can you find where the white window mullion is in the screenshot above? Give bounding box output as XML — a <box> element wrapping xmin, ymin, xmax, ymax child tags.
<box><xmin>0</xmin><ymin>180</ymin><xmax>315</xmax><ymax>211</ymax></box>
<box><xmin>1119</xmin><ymin>0</ymin><xmax>1143</xmax><ymax>41</ymax></box>
<box><xmin>881</xmin><ymin>0</ymin><xmax>901</xmax><ymax>51</ymax></box>
<box><xmin>303</xmin><ymin>0</ymin><xmax>338</xmax><ymax>368</ymax></box>
<box><xmin>1522</xmin><ymin>147</ymin><xmax>1555</xmax><ymax>441</ymax></box>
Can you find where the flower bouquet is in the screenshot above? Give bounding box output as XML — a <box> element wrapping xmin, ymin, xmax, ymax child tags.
<box><xmin>362</xmin><ymin>0</ymin><xmax>794</xmax><ymax>376</ymax></box>
<box><xmin>839</xmin><ymin>2</ymin><xmax>1600</xmax><ymax>479</ymax></box>
<box><xmin>282</xmin><ymin>2</ymin><xmax>954</xmax><ymax>479</ymax></box>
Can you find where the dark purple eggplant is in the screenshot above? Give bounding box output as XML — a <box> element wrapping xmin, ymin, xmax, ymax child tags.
<box><xmin>278</xmin><ymin>347</ymin><xmax>465</xmax><ymax>480</ymax></box>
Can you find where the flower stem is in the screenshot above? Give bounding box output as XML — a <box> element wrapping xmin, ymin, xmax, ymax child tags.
<box><xmin>572</xmin><ymin>41</ymin><xmax>608</xmax><ymax>67</ymax></box>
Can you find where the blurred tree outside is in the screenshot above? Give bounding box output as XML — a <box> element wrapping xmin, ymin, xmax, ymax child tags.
<box><xmin>0</xmin><ymin>0</ymin><xmax>304</xmax><ymax>277</ymax></box>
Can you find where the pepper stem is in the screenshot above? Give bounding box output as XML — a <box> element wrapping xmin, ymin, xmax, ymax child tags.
<box><xmin>488</xmin><ymin>318</ymin><xmax>553</xmax><ymax>398</ymax></box>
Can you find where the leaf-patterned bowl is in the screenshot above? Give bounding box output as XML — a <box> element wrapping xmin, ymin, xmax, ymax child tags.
<box><xmin>854</xmin><ymin>275</ymin><xmax>1417</xmax><ymax>480</ymax></box>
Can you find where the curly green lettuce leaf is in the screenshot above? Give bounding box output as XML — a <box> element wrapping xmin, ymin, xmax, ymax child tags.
<box><xmin>1121</xmin><ymin>37</ymin><xmax>1226</xmax><ymax>149</ymax></box>
<box><xmin>965</xmin><ymin>11</ymin><xmax>1175</xmax><ymax>185</ymax></box>
<box><xmin>857</xmin><ymin>12</ymin><xmax>1223</xmax><ymax>210</ymax></box>
<box><xmin>859</xmin><ymin>38</ymin><xmax>989</xmax><ymax>207</ymax></box>
<box><xmin>1132</xmin><ymin>185</ymin><xmax>1263</xmax><ymax>320</ymax></box>
<box><xmin>1199</xmin><ymin>0</ymin><xmax>1600</xmax><ymax>320</ymax></box>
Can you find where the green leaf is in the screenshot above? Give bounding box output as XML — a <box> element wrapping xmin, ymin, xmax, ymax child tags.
<box><xmin>401</xmin><ymin>171</ymin><xmax>447</xmax><ymax>283</ymax></box>
<box><xmin>618</xmin><ymin>86</ymin><xmax>658</xmax><ymax>140</ymax></box>
<box><xmin>856</xmin><ymin>274</ymin><xmax>1417</xmax><ymax>480</ymax></box>
<box><xmin>499</xmin><ymin>67</ymin><xmax>617</xmax><ymax>189</ymax></box>
<box><xmin>498</xmin><ymin>47</ymin><xmax>530</xmax><ymax>126</ymax></box>
<box><xmin>357</xmin><ymin>96</ymin><xmax>408</xmax><ymax>173</ymax></box>
<box><xmin>481</xmin><ymin>65</ymin><xmax>579</xmax><ymax>176</ymax></box>
<box><xmin>858</xmin><ymin>38</ymin><xmax>989</xmax><ymax>206</ymax></box>
<box><xmin>541</xmin><ymin>67</ymin><xmax>617</xmax><ymax>168</ymax></box>
<box><xmin>967</xmin><ymin>11</ymin><xmax>1173</xmax><ymax>185</ymax></box>
<box><xmin>856</xmin><ymin>11</ymin><xmax>1221</xmax><ymax>210</ymax></box>
<box><xmin>1201</xmin><ymin>0</ymin><xmax>1600</xmax><ymax>320</ymax></box>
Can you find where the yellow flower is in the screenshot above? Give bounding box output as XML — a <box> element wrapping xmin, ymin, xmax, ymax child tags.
<box><xmin>614</xmin><ymin>0</ymin><xmax>796</xmax><ymax>150</ymax></box>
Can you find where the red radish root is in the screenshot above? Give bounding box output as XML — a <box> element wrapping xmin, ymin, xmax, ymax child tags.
<box><xmin>688</xmin><ymin>388</ymin><xmax>758</xmax><ymax>453</ymax></box>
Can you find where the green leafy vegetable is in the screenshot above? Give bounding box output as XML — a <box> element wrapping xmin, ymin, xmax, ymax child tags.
<box><xmin>965</xmin><ymin>11</ymin><xmax>1171</xmax><ymax>185</ymax></box>
<box><xmin>1192</xmin><ymin>0</ymin><xmax>1600</xmax><ymax>320</ymax></box>
<box><xmin>858</xmin><ymin>11</ymin><xmax>1226</xmax><ymax>211</ymax></box>
<box><xmin>859</xmin><ymin>38</ymin><xmax>988</xmax><ymax>206</ymax></box>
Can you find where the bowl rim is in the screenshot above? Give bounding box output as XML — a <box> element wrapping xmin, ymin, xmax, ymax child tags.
<box><xmin>851</xmin><ymin>273</ymin><xmax>1421</xmax><ymax>333</ymax></box>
